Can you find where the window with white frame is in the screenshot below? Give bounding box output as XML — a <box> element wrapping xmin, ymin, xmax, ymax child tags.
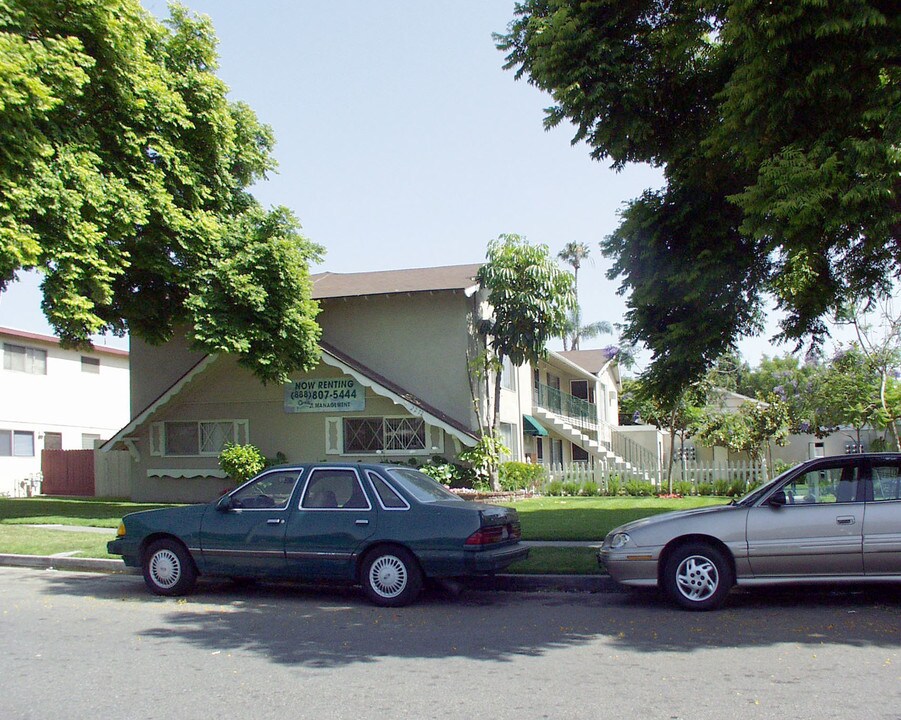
<box><xmin>499</xmin><ymin>421</ymin><xmax>516</xmax><ymax>460</ymax></box>
<box><xmin>81</xmin><ymin>356</ymin><xmax>100</xmax><ymax>373</ymax></box>
<box><xmin>0</xmin><ymin>429</ymin><xmax>35</xmax><ymax>456</ymax></box>
<box><xmin>344</xmin><ymin>417</ymin><xmax>426</xmax><ymax>454</ymax></box>
<box><xmin>501</xmin><ymin>356</ymin><xmax>516</xmax><ymax>391</ymax></box>
<box><xmin>152</xmin><ymin>420</ymin><xmax>248</xmax><ymax>456</ymax></box>
<box><xmin>3</xmin><ymin>343</ymin><xmax>47</xmax><ymax>374</ymax></box>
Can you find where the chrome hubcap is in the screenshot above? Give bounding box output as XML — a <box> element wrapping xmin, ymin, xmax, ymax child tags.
<box><xmin>150</xmin><ymin>549</ymin><xmax>181</xmax><ymax>589</ymax></box>
<box><xmin>369</xmin><ymin>555</ymin><xmax>407</xmax><ymax>598</ymax></box>
<box><xmin>675</xmin><ymin>555</ymin><xmax>718</xmax><ymax>602</ymax></box>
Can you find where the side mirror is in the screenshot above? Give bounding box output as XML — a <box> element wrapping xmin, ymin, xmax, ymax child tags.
<box><xmin>216</xmin><ymin>495</ymin><xmax>234</xmax><ymax>512</ymax></box>
<box><xmin>768</xmin><ymin>489</ymin><xmax>787</xmax><ymax>508</ymax></box>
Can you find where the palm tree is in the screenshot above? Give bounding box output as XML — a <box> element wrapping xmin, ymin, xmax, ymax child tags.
<box><xmin>557</xmin><ymin>241</ymin><xmax>592</xmax><ymax>297</ymax></box>
<box><xmin>558</xmin><ymin>242</ymin><xmax>608</xmax><ymax>350</ymax></box>
<box><xmin>560</xmin><ymin>305</ymin><xmax>612</xmax><ymax>351</ymax></box>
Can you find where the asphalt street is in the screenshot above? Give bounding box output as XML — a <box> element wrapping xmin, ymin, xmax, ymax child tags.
<box><xmin>1</xmin><ymin>566</ymin><xmax>899</xmax><ymax>720</ymax></box>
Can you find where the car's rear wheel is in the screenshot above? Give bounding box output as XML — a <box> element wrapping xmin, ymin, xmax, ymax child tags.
<box><xmin>361</xmin><ymin>546</ymin><xmax>422</xmax><ymax>607</ymax></box>
<box><xmin>142</xmin><ymin>538</ymin><xmax>197</xmax><ymax>597</ymax></box>
<box><xmin>663</xmin><ymin>542</ymin><xmax>733</xmax><ymax>611</ymax></box>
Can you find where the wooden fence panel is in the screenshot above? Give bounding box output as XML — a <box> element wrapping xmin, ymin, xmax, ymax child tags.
<box><xmin>94</xmin><ymin>450</ymin><xmax>132</xmax><ymax>498</ymax></box>
<box><xmin>41</xmin><ymin>449</ymin><xmax>95</xmax><ymax>496</ymax></box>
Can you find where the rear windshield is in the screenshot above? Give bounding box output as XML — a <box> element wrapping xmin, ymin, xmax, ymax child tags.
<box><xmin>385</xmin><ymin>468</ymin><xmax>464</xmax><ymax>504</ymax></box>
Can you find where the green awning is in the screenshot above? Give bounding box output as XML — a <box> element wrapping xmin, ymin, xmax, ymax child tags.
<box><xmin>523</xmin><ymin>415</ymin><xmax>549</xmax><ymax>437</ymax></box>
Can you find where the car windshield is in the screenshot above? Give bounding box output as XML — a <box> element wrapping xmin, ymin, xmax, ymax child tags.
<box><xmin>735</xmin><ymin>465</ymin><xmax>798</xmax><ymax>506</ymax></box>
<box><xmin>385</xmin><ymin>468</ymin><xmax>464</xmax><ymax>504</ymax></box>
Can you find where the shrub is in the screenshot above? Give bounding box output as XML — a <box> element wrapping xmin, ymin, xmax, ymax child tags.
<box><xmin>712</xmin><ymin>478</ymin><xmax>731</xmax><ymax>496</ymax></box>
<box><xmin>561</xmin><ymin>481</ymin><xmax>582</xmax><ymax>496</ymax></box>
<box><xmin>604</xmin><ymin>475</ymin><xmax>623</xmax><ymax>496</ymax></box>
<box><xmin>579</xmin><ymin>481</ymin><xmax>601</xmax><ymax>497</ymax></box>
<box><xmin>727</xmin><ymin>480</ymin><xmax>748</xmax><ymax>497</ymax></box>
<box><xmin>542</xmin><ymin>480</ymin><xmax>584</xmax><ymax>496</ymax></box>
<box><xmin>696</xmin><ymin>482</ymin><xmax>715</xmax><ymax>496</ymax></box>
<box><xmin>499</xmin><ymin>462</ymin><xmax>547</xmax><ymax>492</ymax></box>
<box><xmin>219</xmin><ymin>443</ymin><xmax>267</xmax><ymax>485</ymax></box>
<box><xmin>544</xmin><ymin>480</ymin><xmax>564</xmax><ymax>496</ymax></box>
<box><xmin>416</xmin><ymin>457</ymin><xmax>478</xmax><ymax>488</ymax></box>
<box><xmin>624</xmin><ymin>480</ymin><xmax>655</xmax><ymax>496</ymax></box>
<box><xmin>674</xmin><ymin>481</ymin><xmax>694</xmax><ymax>497</ymax></box>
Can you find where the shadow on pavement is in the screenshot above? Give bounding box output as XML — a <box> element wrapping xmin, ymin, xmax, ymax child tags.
<box><xmin>32</xmin><ymin>569</ymin><xmax>901</xmax><ymax>669</ymax></box>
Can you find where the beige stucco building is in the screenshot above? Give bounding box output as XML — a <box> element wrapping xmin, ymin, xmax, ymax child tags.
<box><xmin>103</xmin><ymin>264</ymin><xmax>646</xmax><ymax>502</ymax></box>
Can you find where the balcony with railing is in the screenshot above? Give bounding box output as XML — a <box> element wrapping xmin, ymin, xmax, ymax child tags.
<box><xmin>534</xmin><ymin>383</ymin><xmax>597</xmax><ymax>430</ymax></box>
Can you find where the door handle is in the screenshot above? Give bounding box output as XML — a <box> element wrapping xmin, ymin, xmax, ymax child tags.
<box><xmin>355</xmin><ymin>519</ymin><xmax>369</xmax><ymax>526</ymax></box>
<box><xmin>267</xmin><ymin>518</ymin><xmax>285</xmax><ymax>525</ymax></box>
<box><xmin>836</xmin><ymin>516</ymin><xmax>855</xmax><ymax>525</ymax></box>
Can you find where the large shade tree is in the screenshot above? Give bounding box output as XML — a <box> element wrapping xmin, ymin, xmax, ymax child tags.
<box><xmin>497</xmin><ymin>0</ymin><xmax>900</xmax><ymax>403</ymax></box>
<box><xmin>0</xmin><ymin>0</ymin><xmax>323</xmax><ymax>382</ymax></box>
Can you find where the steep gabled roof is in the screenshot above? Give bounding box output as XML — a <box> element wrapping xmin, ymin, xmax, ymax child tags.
<box><xmin>311</xmin><ymin>263</ymin><xmax>482</xmax><ymax>300</ymax></box>
<box><xmin>557</xmin><ymin>349</ymin><xmax>618</xmax><ymax>375</ymax></box>
<box><xmin>102</xmin><ymin>344</ymin><xmax>478</xmax><ymax>453</ymax></box>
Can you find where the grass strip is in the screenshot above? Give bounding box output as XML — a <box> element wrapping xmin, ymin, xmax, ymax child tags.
<box><xmin>503</xmin><ymin>496</ymin><xmax>726</xmax><ymax>540</ymax></box>
<box><xmin>0</xmin><ymin>525</ymin><xmax>117</xmax><ymax>559</ymax></box>
<box><xmin>0</xmin><ymin>497</ymin><xmax>177</xmax><ymax>528</ymax></box>
<box><xmin>506</xmin><ymin>546</ymin><xmax>601</xmax><ymax>575</ymax></box>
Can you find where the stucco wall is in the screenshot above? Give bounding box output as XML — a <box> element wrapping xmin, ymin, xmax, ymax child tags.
<box><xmin>126</xmin><ymin>356</ymin><xmax>460</xmax><ymax>503</ymax></box>
<box><xmin>317</xmin><ymin>291</ymin><xmax>476</xmax><ymax>431</ymax></box>
<box><xmin>129</xmin><ymin>330</ymin><xmax>205</xmax><ymax>418</ymax></box>
<box><xmin>1</xmin><ymin>332</ymin><xmax>129</xmax><ymax>495</ymax></box>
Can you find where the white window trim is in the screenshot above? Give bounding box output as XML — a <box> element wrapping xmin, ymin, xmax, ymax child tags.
<box><xmin>150</xmin><ymin>419</ymin><xmax>249</xmax><ymax>457</ymax></box>
<box><xmin>342</xmin><ymin>415</ymin><xmax>428</xmax><ymax>456</ymax></box>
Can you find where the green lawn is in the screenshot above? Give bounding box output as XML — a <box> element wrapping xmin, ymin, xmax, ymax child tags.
<box><xmin>0</xmin><ymin>525</ymin><xmax>117</xmax><ymax>559</ymax></box>
<box><xmin>502</xmin><ymin>495</ymin><xmax>727</xmax><ymax>541</ymax></box>
<box><xmin>507</xmin><ymin>546</ymin><xmax>601</xmax><ymax>575</ymax></box>
<box><xmin>0</xmin><ymin>497</ymin><xmax>178</xmax><ymax>528</ymax></box>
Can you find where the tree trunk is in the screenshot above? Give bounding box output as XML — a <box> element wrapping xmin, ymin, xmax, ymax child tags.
<box><xmin>490</xmin><ymin>368</ymin><xmax>504</xmax><ymax>492</ymax></box>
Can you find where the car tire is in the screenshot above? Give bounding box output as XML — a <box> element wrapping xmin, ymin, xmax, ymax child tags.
<box><xmin>142</xmin><ymin>538</ymin><xmax>197</xmax><ymax>597</ymax></box>
<box><xmin>360</xmin><ymin>546</ymin><xmax>423</xmax><ymax>607</ymax></box>
<box><xmin>663</xmin><ymin>542</ymin><xmax>733</xmax><ymax>611</ymax></box>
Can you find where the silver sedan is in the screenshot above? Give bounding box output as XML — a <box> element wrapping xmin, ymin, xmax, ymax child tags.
<box><xmin>598</xmin><ymin>453</ymin><xmax>901</xmax><ymax>610</ymax></box>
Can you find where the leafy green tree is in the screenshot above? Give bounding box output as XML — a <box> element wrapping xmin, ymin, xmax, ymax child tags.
<box><xmin>692</xmin><ymin>393</ymin><xmax>793</xmax><ymax>472</ymax></box>
<box><xmin>0</xmin><ymin>0</ymin><xmax>323</xmax><ymax>382</ymax></box>
<box><xmin>497</xmin><ymin>0</ymin><xmax>899</xmax><ymax>403</ymax></box>
<box><xmin>734</xmin><ymin>353</ymin><xmax>828</xmax><ymax>435</ymax></box>
<box><xmin>812</xmin><ymin>345</ymin><xmax>882</xmax><ymax>446</ymax></box>
<box><xmin>835</xmin><ymin>295</ymin><xmax>901</xmax><ymax>449</ymax></box>
<box><xmin>475</xmin><ymin>233</ymin><xmax>575</xmax><ymax>488</ymax></box>
<box><xmin>624</xmin><ymin>376</ymin><xmax>710</xmax><ymax>491</ymax></box>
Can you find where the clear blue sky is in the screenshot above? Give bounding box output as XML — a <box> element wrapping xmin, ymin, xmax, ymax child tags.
<box><xmin>0</xmin><ymin>0</ymin><xmax>803</xmax><ymax>365</ymax></box>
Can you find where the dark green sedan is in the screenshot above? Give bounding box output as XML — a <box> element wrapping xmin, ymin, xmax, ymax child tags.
<box><xmin>108</xmin><ymin>463</ymin><xmax>528</xmax><ymax>606</ymax></box>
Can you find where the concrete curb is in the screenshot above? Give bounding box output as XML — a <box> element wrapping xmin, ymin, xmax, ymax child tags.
<box><xmin>0</xmin><ymin>554</ymin><xmax>621</xmax><ymax>592</ymax></box>
<box><xmin>0</xmin><ymin>554</ymin><xmax>137</xmax><ymax>575</ymax></box>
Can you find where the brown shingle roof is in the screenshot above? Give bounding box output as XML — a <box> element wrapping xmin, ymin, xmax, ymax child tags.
<box><xmin>0</xmin><ymin>326</ymin><xmax>128</xmax><ymax>357</ymax></box>
<box><xmin>557</xmin><ymin>349</ymin><xmax>617</xmax><ymax>375</ymax></box>
<box><xmin>311</xmin><ymin>263</ymin><xmax>482</xmax><ymax>300</ymax></box>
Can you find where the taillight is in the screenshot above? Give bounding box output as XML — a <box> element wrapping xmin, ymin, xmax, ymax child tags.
<box><xmin>465</xmin><ymin>523</ymin><xmax>519</xmax><ymax>546</ymax></box>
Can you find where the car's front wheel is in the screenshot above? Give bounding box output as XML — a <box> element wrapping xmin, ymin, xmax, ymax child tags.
<box><xmin>142</xmin><ymin>538</ymin><xmax>197</xmax><ymax>596</ymax></box>
<box><xmin>360</xmin><ymin>546</ymin><xmax>422</xmax><ymax>607</ymax></box>
<box><xmin>663</xmin><ymin>542</ymin><xmax>733</xmax><ymax>611</ymax></box>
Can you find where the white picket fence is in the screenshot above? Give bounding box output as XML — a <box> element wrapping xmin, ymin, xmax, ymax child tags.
<box><xmin>542</xmin><ymin>459</ymin><xmax>769</xmax><ymax>495</ymax></box>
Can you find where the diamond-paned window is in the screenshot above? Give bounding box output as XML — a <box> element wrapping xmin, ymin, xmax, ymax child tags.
<box><xmin>385</xmin><ymin>418</ymin><xmax>425</xmax><ymax>451</ymax></box>
<box><xmin>344</xmin><ymin>417</ymin><xmax>425</xmax><ymax>454</ymax></box>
